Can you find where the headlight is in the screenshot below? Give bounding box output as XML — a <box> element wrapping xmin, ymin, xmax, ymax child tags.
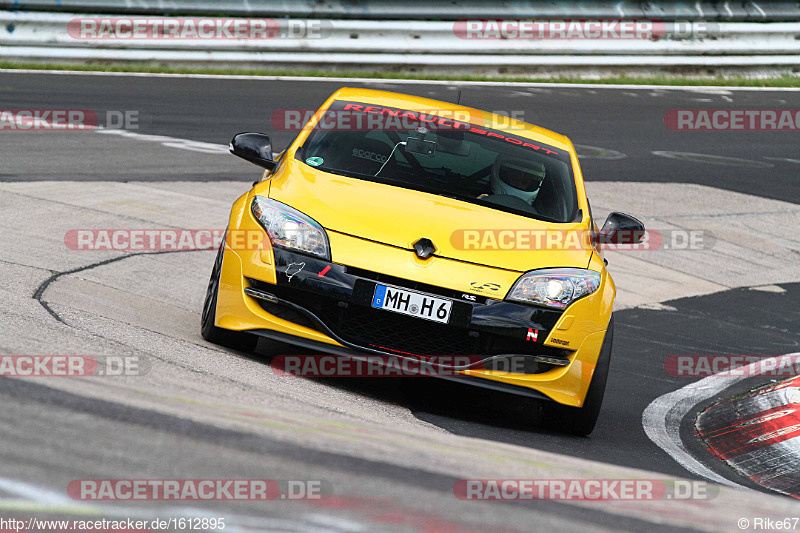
<box><xmin>251</xmin><ymin>196</ymin><xmax>330</xmax><ymax>260</ymax></box>
<box><xmin>507</xmin><ymin>268</ymin><xmax>601</xmax><ymax>309</ymax></box>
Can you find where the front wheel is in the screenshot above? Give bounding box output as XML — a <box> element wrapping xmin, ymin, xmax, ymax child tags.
<box><xmin>201</xmin><ymin>240</ymin><xmax>258</xmax><ymax>352</ymax></box>
<box><xmin>542</xmin><ymin>315</ymin><xmax>614</xmax><ymax>436</ymax></box>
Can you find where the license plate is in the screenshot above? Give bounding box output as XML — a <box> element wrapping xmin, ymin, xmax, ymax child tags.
<box><xmin>371</xmin><ymin>284</ymin><xmax>452</xmax><ymax>324</ymax></box>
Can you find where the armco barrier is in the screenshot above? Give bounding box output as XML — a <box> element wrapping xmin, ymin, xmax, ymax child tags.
<box><xmin>2</xmin><ymin>0</ymin><xmax>800</xmax><ymax>20</ymax></box>
<box><xmin>1</xmin><ymin>11</ymin><xmax>798</xmax><ymax>76</ymax></box>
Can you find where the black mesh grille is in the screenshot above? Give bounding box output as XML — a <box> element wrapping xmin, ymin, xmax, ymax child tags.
<box><xmin>326</xmin><ymin>303</ymin><xmax>479</xmax><ymax>356</ymax></box>
<box><xmin>247</xmin><ymin>278</ymin><xmax>569</xmax><ymax>365</ymax></box>
<box><xmin>249</xmin><ymin>278</ymin><xmax>479</xmax><ymax>356</ymax></box>
<box><xmin>344</xmin><ymin>266</ymin><xmax>485</xmax><ymax>302</ymax></box>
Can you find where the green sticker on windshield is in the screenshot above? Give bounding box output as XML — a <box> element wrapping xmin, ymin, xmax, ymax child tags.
<box><xmin>306</xmin><ymin>156</ymin><xmax>323</xmax><ymax>167</ymax></box>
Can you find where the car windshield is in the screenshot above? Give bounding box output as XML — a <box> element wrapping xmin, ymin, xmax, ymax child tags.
<box><xmin>299</xmin><ymin>100</ymin><xmax>579</xmax><ymax>223</ymax></box>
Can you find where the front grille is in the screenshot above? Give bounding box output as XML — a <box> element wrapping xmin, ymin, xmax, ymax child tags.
<box><xmin>327</xmin><ymin>303</ymin><xmax>479</xmax><ymax>356</ymax></box>
<box><xmin>345</xmin><ymin>266</ymin><xmax>483</xmax><ymax>302</ymax></box>
<box><xmin>247</xmin><ymin>277</ymin><xmax>570</xmax><ymax>369</ymax></box>
<box><xmin>249</xmin><ymin>278</ymin><xmax>479</xmax><ymax>356</ymax></box>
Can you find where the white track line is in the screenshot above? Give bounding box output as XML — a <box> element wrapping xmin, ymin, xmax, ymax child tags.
<box><xmin>0</xmin><ymin>476</ymin><xmax>74</xmax><ymax>506</ymax></box>
<box><xmin>0</xmin><ymin>476</ymin><xmax>320</xmax><ymax>533</ymax></box>
<box><xmin>642</xmin><ymin>352</ymin><xmax>800</xmax><ymax>488</ymax></box>
<box><xmin>2</xmin><ymin>68</ymin><xmax>799</xmax><ymax>91</ymax></box>
<box><xmin>95</xmin><ymin>127</ymin><xmax>228</xmax><ymax>154</ymax></box>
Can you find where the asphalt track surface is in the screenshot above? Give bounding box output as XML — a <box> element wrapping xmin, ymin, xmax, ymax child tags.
<box><xmin>3</xmin><ymin>72</ymin><xmax>800</xmax><ymax>204</ymax></box>
<box><xmin>1</xmin><ymin>71</ymin><xmax>800</xmax><ymax>531</ymax></box>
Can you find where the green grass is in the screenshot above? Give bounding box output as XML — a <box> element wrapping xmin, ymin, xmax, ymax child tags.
<box><xmin>2</xmin><ymin>61</ymin><xmax>799</xmax><ymax>87</ymax></box>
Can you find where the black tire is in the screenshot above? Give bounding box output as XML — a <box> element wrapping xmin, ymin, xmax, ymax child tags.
<box><xmin>542</xmin><ymin>315</ymin><xmax>614</xmax><ymax>436</ymax></box>
<box><xmin>201</xmin><ymin>240</ymin><xmax>258</xmax><ymax>352</ymax></box>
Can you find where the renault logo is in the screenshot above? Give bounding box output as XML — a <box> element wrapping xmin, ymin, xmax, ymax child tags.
<box><xmin>413</xmin><ymin>238</ymin><xmax>436</xmax><ymax>259</ymax></box>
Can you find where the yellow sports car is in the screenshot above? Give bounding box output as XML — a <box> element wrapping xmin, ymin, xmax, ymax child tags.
<box><xmin>201</xmin><ymin>88</ymin><xmax>643</xmax><ymax>435</ymax></box>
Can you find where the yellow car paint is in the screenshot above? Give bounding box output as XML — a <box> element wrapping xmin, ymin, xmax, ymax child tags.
<box><xmin>214</xmin><ymin>88</ymin><xmax>615</xmax><ymax>408</ymax></box>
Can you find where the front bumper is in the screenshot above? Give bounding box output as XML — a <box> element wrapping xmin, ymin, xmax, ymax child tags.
<box><xmin>215</xmin><ymin>195</ymin><xmax>614</xmax><ymax>407</ymax></box>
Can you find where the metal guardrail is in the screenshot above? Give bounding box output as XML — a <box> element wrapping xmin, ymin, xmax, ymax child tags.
<box><xmin>2</xmin><ymin>0</ymin><xmax>800</xmax><ymax>21</ymax></box>
<box><xmin>1</xmin><ymin>11</ymin><xmax>798</xmax><ymax>75</ymax></box>
<box><xmin>3</xmin><ymin>12</ymin><xmax>800</xmax><ymax>55</ymax></box>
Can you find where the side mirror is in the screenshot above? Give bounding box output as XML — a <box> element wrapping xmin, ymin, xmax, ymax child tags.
<box><xmin>230</xmin><ymin>132</ymin><xmax>276</xmax><ymax>170</ymax></box>
<box><xmin>597</xmin><ymin>212</ymin><xmax>645</xmax><ymax>245</ymax></box>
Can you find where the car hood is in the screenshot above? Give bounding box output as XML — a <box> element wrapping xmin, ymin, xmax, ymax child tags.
<box><xmin>267</xmin><ymin>160</ymin><xmax>592</xmax><ymax>273</ymax></box>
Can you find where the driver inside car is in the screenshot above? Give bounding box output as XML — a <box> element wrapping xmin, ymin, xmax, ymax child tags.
<box><xmin>478</xmin><ymin>155</ymin><xmax>546</xmax><ymax>205</ymax></box>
